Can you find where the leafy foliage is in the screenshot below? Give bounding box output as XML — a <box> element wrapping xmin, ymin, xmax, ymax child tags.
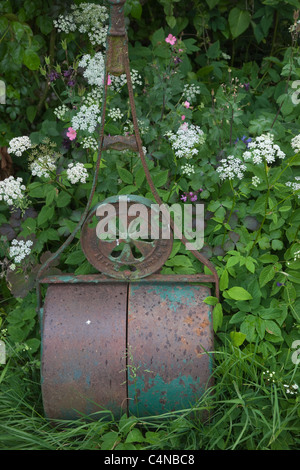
<box><xmin>0</xmin><ymin>0</ymin><xmax>300</xmax><ymax>450</ymax></box>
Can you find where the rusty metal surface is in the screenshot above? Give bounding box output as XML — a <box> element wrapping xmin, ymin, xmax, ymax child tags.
<box><xmin>102</xmin><ymin>135</ymin><xmax>138</xmax><ymax>151</ymax></box>
<box><xmin>41</xmin><ymin>283</ymin><xmax>127</xmax><ymax>420</ymax></box>
<box><xmin>80</xmin><ymin>196</ymin><xmax>173</xmax><ymax>280</ymax></box>
<box><xmin>127</xmin><ymin>282</ymin><xmax>214</xmax><ymax>416</ymax></box>
<box><xmin>39</xmin><ymin>273</ymin><xmax>216</xmax><ymax>285</ymax></box>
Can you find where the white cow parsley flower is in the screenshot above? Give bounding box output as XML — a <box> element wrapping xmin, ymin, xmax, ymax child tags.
<box><xmin>181</xmin><ymin>163</ymin><xmax>195</xmax><ymax>176</ymax></box>
<box><xmin>80</xmin><ymin>136</ymin><xmax>98</xmax><ymax>151</ymax></box>
<box><xmin>285</xmin><ymin>176</ymin><xmax>300</xmax><ymax>198</ymax></box>
<box><xmin>8</xmin><ymin>136</ymin><xmax>32</xmax><ymax>156</ymax></box>
<box><xmin>66</xmin><ymin>162</ymin><xmax>88</xmax><ymax>184</ymax></box>
<box><xmin>71</xmin><ymin>104</ymin><xmax>101</xmax><ymax>134</ymax></box>
<box><xmin>54</xmin><ymin>3</ymin><xmax>109</xmax><ymax>46</ymax></box>
<box><xmin>78</xmin><ymin>52</ymin><xmax>105</xmax><ymax>87</ymax></box>
<box><xmin>291</xmin><ymin>134</ymin><xmax>300</xmax><ymax>153</ymax></box>
<box><xmin>183</xmin><ymin>83</ymin><xmax>201</xmax><ymax>103</ymax></box>
<box><xmin>0</xmin><ymin>176</ymin><xmax>26</xmax><ymax>208</ymax></box>
<box><xmin>108</xmin><ymin>107</ymin><xmax>123</xmax><ymax>121</ymax></box>
<box><xmin>9</xmin><ymin>239</ymin><xmax>33</xmax><ymax>264</ymax></box>
<box><xmin>216</xmin><ymin>155</ymin><xmax>247</xmax><ymax>180</ymax></box>
<box><xmin>243</xmin><ymin>133</ymin><xmax>285</xmax><ymax>165</ymax></box>
<box><xmin>29</xmin><ymin>155</ymin><xmax>56</xmax><ymax>178</ymax></box>
<box><xmin>166</xmin><ymin>123</ymin><xmax>205</xmax><ymax>159</ymax></box>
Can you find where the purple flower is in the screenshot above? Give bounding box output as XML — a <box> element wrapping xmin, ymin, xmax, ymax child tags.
<box><xmin>173</xmin><ymin>57</ymin><xmax>182</xmax><ymax>64</ymax></box>
<box><xmin>63</xmin><ymin>68</ymin><xmax>73</xmax><ymax>77</ymax></box>
<box><xmin>244</xmin><ymin>83</ymin><xmax>250</xmax><ymax>91</ymax></box>
<box><xmin>67</xmin><ymin>79</ymin><xmax>76</xmax><ymax>87</ymax></box>
<box><xmin>181</xmin><ymin>195</ymin><xmax>187</xmax><ymax>202</ymax></box>
<box><xmin>48</xmin><ymin>70</ymin><xmax>60</xmax><ymax>82</ymax></box>
<box><xmin>276</xmin><ymin>282</ymin><xmax>284</xmax><ymax>287</ymax></box>
<box><xmin>190</xmin><ymin>195</ymin><xmax>197</xmax><ymax>202</ymax></box>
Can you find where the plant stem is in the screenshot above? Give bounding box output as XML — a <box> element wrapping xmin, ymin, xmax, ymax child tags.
<box><xmin>249</xmin><ymin>159</ymin><xmax>270</xmax><ymax>255</ymax></box>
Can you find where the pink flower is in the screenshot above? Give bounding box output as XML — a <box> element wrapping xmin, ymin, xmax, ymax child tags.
<box><xmin>165</xmin><ymin>34</ymin><xmax>177</xmax><ymax>46</ymax></box>
<box><xmin>107</xmin><ymin>74</ymin><xmax>112</xmax><ymax>86</ymax></box>
<box><xmin>66</xmin><ymin>127</ymin><xmax>77</xmax><ymax>141</ymax></box>
<box><xmin>183</xmin><ymin>101</ymin><xmax>190</xmax><ymax>108</ymax></box>
<box><xmin>181</xmin><ymin>115</ymin><xmax>185</xmax><ymax>120</ymax></box>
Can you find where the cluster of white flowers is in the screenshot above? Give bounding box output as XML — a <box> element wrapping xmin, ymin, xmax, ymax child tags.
<box><xmin>78</xmin><ymin>52</ymin><xmax>105</xmax><ymax>87</ymax></box>
<box><xmin>66</xmin><ymin>162</ymin><xmax>88</xmax><ymax>184</ymax></box>
<box><xmin>293</xmin><ymin>248</ymin><xmax>300</xmax><ymax>261</ymax></box>
<box><xmin>54</xmin><ymin>3</ymin><xmax>109</xmax><ymax>46</ymax></box>
<box><xmin>251</xmin><ymin>176</ymin><xmax>261</xmax><ymax>187</ymax></box>
<box><xmin>29</xmin><ymin>155</ymin><xmax>56</xmax><ymax>178</ymax></box>
<box><xmin>216</xmin><ymin>155</ymin><xmax>247</xmax><ymax>180</ymax></box>
<box><xmin>285</xmin><ymin>176</ymin><xmax>300</xmax><ymax>198</ymax></box>
<box><xmin>283</xmin><ymin>383</ymin><xmax>299</xmax><ymax>395</ymax></box>
<box><xmin>291</xmin><ymin>134</ymin><xmax>300</xmax><ymax>153</ymax></box>
<box><xmin>71</xmin><ymin>104</ymin><xmax>101</xmax><ymax>134</ymax></box>
<box><xmin>0</xmin><ymin>176</ymin><xmax>26</xmax><ymax>207</ymax></box>
<box><xmin>181</xmin><ymin>163</ymin><xmax>195</xmax><ymax>177</ymax></box>
<box><xmin>53</xmin><ymin>104</ymin><xmax>69</xmax><ymax>120</ymax></box>
<box><xmin>9</xmin><ymin>239</ymin><xmax>33</xmax><ymax>264</ymax></box>
<box><xmin>85</xmin><ymin>87</ymin><xmax>102</xmax><ymax>106</ymax></box>
<box><xmin>88</xmin><ymin>24</ymin><xmax>108</xmax><ymax>47</ymax></box>
<box><xmin>111</xmin><ymin>69</ymin><xmax>142</xmax><ymax>92</ymax></box>
<box><xmin>242</xmin><ymin>133</ymin><xmax>285</xmax><ymax>165</ymax></box>
<box><xmin>108</xmin><ymin>107</ymin><xmax>123</xmax><ymax>121</ymax></box>
<box><xmin>166</xmin><ymin>123</ymin><xmax>205</xmax><ymax>159</ymax></box>
<box><xmin>183</xmin><ymin>84</ymin><xmax>201</xmax><ymax>103</ymax></box>
<box><xmin>80</xmin><ymin>136</ymin><xmax>98</xmax><ymax>151</ymax></box>
<box><xmin>8</xmin><ymin>136</ymin><xmax>32</xmax><ymax>156</ymax></box>
<box><xmin>53</xmin><ymin>14</ymin><xmax>77</xmax><ymax>34</ymax></box>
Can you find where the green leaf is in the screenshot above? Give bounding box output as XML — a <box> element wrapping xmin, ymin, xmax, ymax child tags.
<box><xmin>219</xmin><ymin>269</ymin><xmax>229</xmax><ymax>290</ymax></box>
<box><xmin>26</xmin><ymin>105</ymin><xmax>37</xmax><ymax>123</ymax></box>
<box><xmin>203</xmin><ymin>296</ymin><xmax>219</xmax><ymax>306</ymax></box>
<box><xmin>229</xmin><ymin>8</ymin><xmax>251</xmax><ymax>38</ymax></box>
<box><xmin>56</xmin><ymin>191</ymin><xmax>72</xmax><ymax>208</ymax></box>
<box><xmin>166</xmin><ymin>16</ymin><xmax>176</xmax><ymax>29</ymax></box>
<box><xmin>240</xmin><ymin>316</ymin><xmax>256</xmax><ymax>342</ymax></box>
<box><xmin>23</xmin><ymin>49</ymin><xmax>40</xmax><ymax>70</ymax></box>
<box><xmin>265</xmin><ymin>320</ymin><xmax>282</xmax><ymax>338</ymax></box>
<box><xmin>230</xmin><ymin>331</ymin><xmax>246</xmax><ymax>347</ymax></box>
<box><xmin>37</xmin><ymin>205</ymin><xmax>54</xmax><ymax>226</ymax></box>
<box><xmin>165</xmin><ymin>255</ymin><xmax>193</xmax><ymax>267</ymax></box>
<box><xmin>213</xmin><ymin>303</ymin><xmax>223</xmax><ymax>333</ymax></box>
<box><xmin>125</xmin><ymin>428</ymin><xmax>145</xmax><ymax>443</ymax></box>
<box><xmin>65</xmin><ymin>250</ymin><xmax>86</xmax><ymax>265</ymax></box>
<box><xmin>227</xmin><ymin>286</ymin><xmax>253</xmax><ymax>301</ymax></box>
<box><xmin>117</xmin><ymin>166</ymin><xmax>133</xmax><ymax>184</ymax></box>
<box><xmin>152</xmin><ymin>170</ymin><xmax>169</xmax><ymax>188</ymax></box>
<box><xmin>259</xmin><ymin>265</ymin><xmax>275</xmax><ymax>287</ymax></box>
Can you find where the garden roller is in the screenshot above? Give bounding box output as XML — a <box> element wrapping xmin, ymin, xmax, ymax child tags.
<box><xmin>37</xmin><ymin>0</ymin><xmax>219</xmax><ymax>420</ymax></box>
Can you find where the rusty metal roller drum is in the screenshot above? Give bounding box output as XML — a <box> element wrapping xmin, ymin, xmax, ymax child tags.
<box><xmin>41</xmin><ymin>282</ymin><xmax>128</xmax><ymax>420</ymax></box>
<box><xmin>40</xmin><ymin>276</ymin><xmax>213</xmax><ymax>420</ymax></box>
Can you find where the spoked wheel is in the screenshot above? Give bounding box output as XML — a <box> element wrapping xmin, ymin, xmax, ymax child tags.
<box><xmin>81</xmin><ymin>195</ymin><xmax>173</xmax><ymax>279</ymax></box>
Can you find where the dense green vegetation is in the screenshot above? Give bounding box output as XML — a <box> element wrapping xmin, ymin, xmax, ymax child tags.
<box><xmin>0</xmin><ymin>0</ymin><xmax>299</xmax><ymax>450</ymax></box>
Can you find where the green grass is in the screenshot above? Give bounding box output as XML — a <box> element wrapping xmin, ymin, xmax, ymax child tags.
<box><xmin>0</xmin><ymin>343</ymin><xmax>299</xmax><ymax>450</ymax></box>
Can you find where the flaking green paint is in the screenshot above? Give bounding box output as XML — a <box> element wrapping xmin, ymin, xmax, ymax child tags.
<box><xmin>128</xmin><ymin>371</ymin><xmax>204</xmax><ymax>416</ymax></box>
